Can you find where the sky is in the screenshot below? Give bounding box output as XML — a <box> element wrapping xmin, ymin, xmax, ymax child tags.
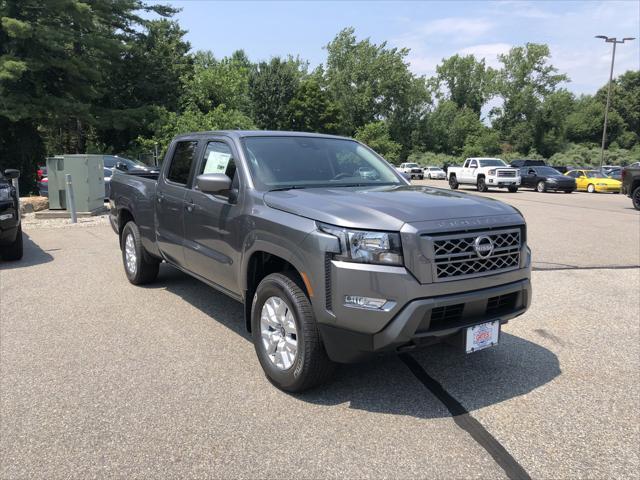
<box><xmin>154</xmin><ymin>0</ymin><xmax>639</xmax><ymax>95</ymax></box>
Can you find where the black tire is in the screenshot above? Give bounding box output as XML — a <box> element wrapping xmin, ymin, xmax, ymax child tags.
<box><xmin>564</xmin><ymin>190</ymin><xmax>573</xmax><ymax>194</ymax></box>
<box><xmin>508</xmin><ymin>185</ymin><xmax>519</xmax><ymax>193</ymax></box>
<box><xmin>587</xmin><ymin>184</ymin><xmax>596</xmax><ymax>193</ymax></box>
<box><xmin>449</xmin><ymin>175</ymin><xmax>459</xmax><ymax>190</ymax></box>
<box><xmin>477</xmin><ymin>177</ymin><xmax>488</xmax><ymax>192</ymax></box>
<box><xmin>1</xmin><ymin>224</ymin><xmax>23</xmax><ymax>261</ymax></box>
<box><xmin>536</xmin><ymin>181</ymin><xmax>546</xmax><ymax>193</ymax></box>
<box><xmin>251</xmin><ymin>272</ymin><xmax>335</xmax><ymax>392</ymax></box>
<box><xmin>121</xmin><ymin>221</ymin><xmax>159</xmax><ymax>285</ymax></box>
<box><xmin>632</xmin><ymin>186</ymin><xmax>640</xmax><ymax>210</ymax></box>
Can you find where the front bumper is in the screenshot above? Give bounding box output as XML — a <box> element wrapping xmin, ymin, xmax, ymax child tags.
<box><xmin>546</xmin><ymin>182</ymin><xmax>575</xmax><ymax>191</ymax></box>
<box><xmin>595</xmin><ymin>184</ymin><xmax>621</xmax><ymax>193</ymax></box>
<box><xmin>487</xmin><ymin>176</ymin><xmax>520</xmax><ymax>187</ymax></box>
<box><xmin>319</xmin><ymin>278</ymin><xmax>531</xmax><ymax>363</ymax></box>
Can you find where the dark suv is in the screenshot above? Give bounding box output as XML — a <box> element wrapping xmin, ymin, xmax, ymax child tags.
<box><xmin>0</xmin><ymin>169</ymin><xmax>23</xmax><ymax>261</ymax></box>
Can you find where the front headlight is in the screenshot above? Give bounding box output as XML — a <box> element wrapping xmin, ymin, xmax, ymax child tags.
<box><xmin>319</xmin><ymin>223</ymin><xmax>403</xmax><ymax>266</ymax></box>
<box><xmin>488</xmin><ymin>169</ymin><xmax>496</xmax><ymax>175</ymax></box>
<box><xmin>0</xmin><ymin>188</ymin><xmax>10</xmax><ymax>201</ymax></box>
<box><xmin>547</xmin><ymin>178</ymin><xmax>557</xmax><ymax>182</ymax></box>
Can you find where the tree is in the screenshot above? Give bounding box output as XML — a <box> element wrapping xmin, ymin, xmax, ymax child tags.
<box><xmin>249</xmin><ymin>57</ymin><xmax>305</xmax><ymax>129</ymax></box>
<box><xmin>325</xmin><ymin>27</ymin><xmax>429</xmax><ymax>147</ymax></box>
<box><xmin>181</xmin><ymin>50</ymin><xmax>251</xmax><ymax>114</ymax></box>
<box><xmin>286</xmin><ymin>78</ymin><xmax>341</xmax><ymax>133</ymax></box>
<box><xmin>491</xmin><ymin>43</ymin><xmax>568</xmax><ymax>153</ymax></box>
<box><xmin>0</xmin><ymin>0</ymin><xmax>176</xmax><ymax>191</ymax></box>
<box><xmin>434</xmin><ymin>54</ymin><xmax>495</xmax><ymax>114</ymax></box>
<box><xmin>355</xmin><ymin>121</ymin><xmax>401</xmax><ymax>163</ymax></box>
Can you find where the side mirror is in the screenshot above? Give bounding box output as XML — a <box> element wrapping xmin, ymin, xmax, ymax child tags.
<box><xmin>4</xmin><ymin>169</ymin><xmax>20</xmax><ymax>179</ymax></box>
<box><xmin>116</xmin><ymin>161</ymin><xmax>128</xmax><ymax>171</ymax></box>
<box><xmin>196</xmin><ymin>173</ymin><xmax>232</xmax><ymax>194</ymax></box>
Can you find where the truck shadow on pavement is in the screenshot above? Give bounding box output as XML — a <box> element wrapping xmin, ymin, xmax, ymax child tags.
<box><xmin>152</xmin><ymin>264</ymin><xmax>560</xmax><ymax>419</ymax></box>
<box><xmin>0</xmin><ymin>231</ymin><xmax>53</xmax><ymax>270</ymax></box>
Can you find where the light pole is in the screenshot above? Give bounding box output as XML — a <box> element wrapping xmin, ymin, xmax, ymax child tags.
<box><xmin>594</xmin><ymin>35</ymin><xmax>635</xmax><ymax>169</ymax></box>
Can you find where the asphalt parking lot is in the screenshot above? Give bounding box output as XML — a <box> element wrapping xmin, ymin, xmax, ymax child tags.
<box><xmin>1</xmin><ymin>183</ymin><xmax>639</xmax><ymax>479</ymax></box>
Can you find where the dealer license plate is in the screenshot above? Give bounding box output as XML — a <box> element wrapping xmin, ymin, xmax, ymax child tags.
<box><xmin>465</xmin><ymin>321</ymin><xmax>500</xmax><ymax>353</ymax></box>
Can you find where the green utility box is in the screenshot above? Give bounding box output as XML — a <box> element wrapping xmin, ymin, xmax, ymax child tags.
<box><xmin>46</xmin><ymin>155</ymin><xmax>105</xmax><ymax>211</ymax></box>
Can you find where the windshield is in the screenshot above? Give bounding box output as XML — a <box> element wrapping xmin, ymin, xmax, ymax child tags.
<box><xmin>242</xmin><ymin>136</ymin><xmax>403</xmax><ymax>191</ymax></box>
<box><xmin>584</xmin><ymin>171</ymin><xmax>608</xmax><ymax>178</ymax></box>
<box><xmin>405</xmin><ymin>163</ymin><xmax>419</xmax><ymax>168</ymax></box>
<box><xmin>534</xmin><ymin>167</ymin><xmax>561</xmax><ymax>175</ymax></box>
<box><xmin>478</xmin><ymin>159</ymin><xmax>507</xmax><ymax>167</ymax></box>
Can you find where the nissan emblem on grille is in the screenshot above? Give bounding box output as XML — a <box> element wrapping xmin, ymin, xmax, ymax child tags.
<box><xmin>427</xmin><ymin>228</ymin><xmax>522</xmax><ymax>281</ymax></box>
<box><xmin>473</xmin><ymin>235</ymin><xmax>494</xmax><ymax>258</ymax></box>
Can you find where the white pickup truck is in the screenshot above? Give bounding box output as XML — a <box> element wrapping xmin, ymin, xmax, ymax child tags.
<box><xmin>398</xmin><ymin>162</ymin><xmax>424</xmax><ymax>179</ymax></box>
<box><xmin>447</xmin><ymin>157</ymin><xmax>521</xmax><ymax>192</ymax></box>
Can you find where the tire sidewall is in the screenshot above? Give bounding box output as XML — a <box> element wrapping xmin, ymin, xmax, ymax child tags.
<box><xmin>587</xmin><ymin>184</ymin><xmax>595</xmax><ymax>193</ymax></box>
<box><xmin>251</xmin><ymin>276</ymin><xmax>307</xmax><ymax>390</ymax></box>
<box><xmin>477</xmin><ymin>177</ymin><xmax>487</xmax><ymax>192</ymax></box>
<box><xmin>633</xmin><ymin>186</ymin><xmax>640</xmax><ymax>210</ymax></box>
<box><xmin>537</xmin><ymin>181</ymin><xmax>546</xmax><ymax>192</ymax></box>
<box><xmin>449</xmin><ymin>176</ymin><xmax>458</xmax><ymax>189</ymax></box>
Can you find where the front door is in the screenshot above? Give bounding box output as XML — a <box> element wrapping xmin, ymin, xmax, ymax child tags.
<box><xmin>183</xmin><ymin>139</ymin><xmax>243</xmax><ymax>296</ymax></box>
<box><xmin>156</xmin><ymin>140</ymin><xmax>199</xmax><ymax>267</ymax></box>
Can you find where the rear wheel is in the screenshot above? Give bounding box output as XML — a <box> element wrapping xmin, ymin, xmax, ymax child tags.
<box><xmin>536</xmin><ymin>181</ymin><xmax>546</xmax><ymax>193</ymax></box>
<box><xmin>252</xmin><ymin>272</ymin><xmax>335</xmax><ymax>392</ymax></box>
<box><xmin>477</xmin><ymin>177</ymin><xmax>488</xmax><ymax>192</ymax></box>
<box><xmin>121</xmin><ymin>221</ymin><xmax>159</xmax><ymax>285</ymax></box>
<box><xmin>1</xmin><ymin>225</ymin><xmax>23</xmax><ymax>261</ymax></box>
<box><xmin>564</xmin><ymin>189</ymin><xmax>573</xmax><ymax>194</ymax></box>
<box><xmin>448</xmin><ymin>175</ymin><xmax>459</xmax><ymax>190</ymax></box>
<box><xmin>587</xmin><ymin>184</ymin><xmax>596</xmax><ymax>193</ymax></box>
<box><xmin>632</xmin><ymin>186</ymin><xmax>640</xmax><ymax>210</ymax></box>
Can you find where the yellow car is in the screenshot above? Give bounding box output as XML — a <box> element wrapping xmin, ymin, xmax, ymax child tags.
<box><xmin>564</xmin><ymin>169</ymin><xmax>621</xmax><ymax>193</ymax></box>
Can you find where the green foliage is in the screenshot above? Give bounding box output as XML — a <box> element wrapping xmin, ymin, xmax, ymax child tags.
<box><xmin>249</xmin><ymin>57</ymin><xmax>305</xmax><ymax>129</ymax></box>
<box><xmin>286</xmin><ymin>78</ymin><xmax>341</xmax><ymax>133</ymax></box>
<box><xmin>549</xmin><ymin>143</ymin><xmax>640</xmax><ymax>167</ymax></box>
<box><xmin>355</xmin><ymin>122</ymin><xmax>401</xmax><ymax>163</ymax></box>
<box><xmin>434</xmin><ymin>54</ymin><xmax>496</xmax><ymax>114</ymax></box>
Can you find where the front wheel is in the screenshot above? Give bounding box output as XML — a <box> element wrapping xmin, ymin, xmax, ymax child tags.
<box><xmin>121</xmin><ymin>221</ymin><xmax>159</xmax><ymax>285</ymax></box>
<box><xmin>1</xmin><ymin>225</ymin><xmax>23</xmax><ymax>261</ymax></box>
<box><xmin>252</xmin><ymin>272</ymin><xmax>335</xmax><ymax>392</ymax></box>
<box><xmin>536</xmin><ymin>181</ymin><xmax>546</xmax><ymax>193</ymax></box>
<box><xmin>632</xmin><ymin>186</ymin><xmax>640</xmax><ymax>210</ymax></box>
<box><xmin>448</xmin><ymin>175</ymin><xmax>459</xmax><ymax>190</ymax></box>
<box><xmin>477</xmin><ymin>177</ymin><xmax>488</xmax><ymax>192</ymax></box>
<box><xmin>587</xmin><ymin>184</ymin><xmax>596</xmax><ymax>193</ymax></box>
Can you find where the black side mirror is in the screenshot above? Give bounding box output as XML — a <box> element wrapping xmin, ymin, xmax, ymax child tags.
<box><xmin>116</xmin><ymin>161</ymin><xmax>128</xmax><ymax>171</ymax></box>
<box><xmin>196</xmin><ymin>173</ymin><xmax>232</xmax><ymax>194</ymax></box>
<box><xmin>4</xmin><ymin>169</ymin><xmax>20</xmax><ymax>179</ymax></box>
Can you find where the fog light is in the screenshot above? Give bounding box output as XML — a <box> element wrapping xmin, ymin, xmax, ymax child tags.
<box><xmin>344</xmin><ymin>295</ymin><xmax>393</xmax><ymax>310</ymax></box>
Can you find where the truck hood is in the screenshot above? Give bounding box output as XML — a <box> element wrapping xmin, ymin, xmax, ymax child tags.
<box><xmin>264</xmin><ymin>185</ymin><xmax>519</xmax><ymax>231</ymax></box>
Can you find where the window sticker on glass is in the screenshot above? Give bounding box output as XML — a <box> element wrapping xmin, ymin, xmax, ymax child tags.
<box><xmin>203</xmin><ymin>150</ymin><xmax>231</xmax><ymax>174</ymax></box>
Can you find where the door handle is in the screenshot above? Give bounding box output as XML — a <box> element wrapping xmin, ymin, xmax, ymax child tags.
<box><xmin>157</xmin><ymin>193</ymin><xmax>164</xmax><ymax>204</ymax></box>
<box><xmin>185</xmin><ymin>200</ymin><xmax>194</xmax><ymax>213</ymax></box>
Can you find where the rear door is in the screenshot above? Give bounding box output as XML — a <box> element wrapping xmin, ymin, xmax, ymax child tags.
<box><xmin>156</xmin><ymin>139</ymin><xmax>200</xmax><ymax>267</ymax></box>
<box><xmin>183</xmin><ymin>138</ymin><xmax>244</xmax><ymax>296</ymax></box>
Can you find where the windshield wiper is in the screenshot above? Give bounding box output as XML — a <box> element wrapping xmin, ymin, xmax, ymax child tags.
<box><xmin>267</xmin><ymin>185</ymin><xmax>309</xmax><ymax>192</ymax></box>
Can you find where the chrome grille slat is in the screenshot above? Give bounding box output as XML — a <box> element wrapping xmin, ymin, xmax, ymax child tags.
<box><xmin>426</xmin><ymin>228</ymin><xmax>522</xmax><ymax>281</ymax></box>
<box><xmin>497</xmin><ymin>170</ymin><xmax>516</xmax><ymax>177</ymax></box>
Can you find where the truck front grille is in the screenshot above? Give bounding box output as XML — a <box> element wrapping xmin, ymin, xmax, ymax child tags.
<box><xmin>497</xmin><ymin>170</ymin><xmax>516</xmax><ymax>177</ymax></box>
<box><xmin>429</xmin><ymin>229</ymin><xmax>521</xmax><ymax>281</ymax></box>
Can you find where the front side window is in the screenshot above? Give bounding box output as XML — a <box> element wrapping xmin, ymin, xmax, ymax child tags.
<box><xmin>241</xmin><ymin>136</ymin><xmax>402</xmax><ymax>191</ymax></box>
<box><xmin>469</xmin><ymin>160</ymin><xmax>478</xmax><ymax>168</ymax></box>
<box><xmin>199</xmin><ymin>141</ymin><xmax>236</xmax><ymax>180</ymax></box>
<box><xmin>166</xmin><ymin>141</ymin><xmax>198</xmax><ymax>185</ymax></box>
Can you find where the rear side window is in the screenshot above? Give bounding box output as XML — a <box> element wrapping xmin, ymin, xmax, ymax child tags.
<box><xmin>167</xmin><ymin>141</ymin><xmax>198</xmax><ymax>185</ymax></box>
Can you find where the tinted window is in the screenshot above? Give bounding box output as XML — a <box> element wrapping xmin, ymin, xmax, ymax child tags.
<box><xmin>199</xmin><ymin>141</ymin><xmax>236</xmax><ymax>180</ymax></box>
<box><xmin>242</xmin><ymin>136</ymin><xmax>401</xmax><ymax>191</ymax></box>
<box><xmin>478</xmin><ymin>159</ymin><xmax>507</xmax><ymax>167</ymax></box>
<box><xmin>469</xmin><ymin>160</ymin><xmax>478</xmax><ymax>168</ymax></box>
<box><xmin>167</xmin><ymin>141</ymin><xmax>198</xmax><ymax>185</ymax></box>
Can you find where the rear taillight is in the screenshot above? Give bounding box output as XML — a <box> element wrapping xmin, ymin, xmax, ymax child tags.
<box><xmin>36</xmin><ymin>168</ymin><xmax>43</xmax><ymax>181</ymax></box>
<box><xmin>621</xmin><ymin>169</ymin><xmax>626</xmax><ymax>181</ymax></box>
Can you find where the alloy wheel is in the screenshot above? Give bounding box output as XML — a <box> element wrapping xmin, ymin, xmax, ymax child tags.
<box><xmin>124</xmin><ymin>233</ymin><xmax>137</xmax><ymax>275</ymax></box>
<box><xmin>260</xmin><ymin>296</ymin><xmax>298</xmax><ymax>370</ymax></box>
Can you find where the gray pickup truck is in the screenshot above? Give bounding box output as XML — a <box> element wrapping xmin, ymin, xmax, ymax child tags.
<box><xmin>109</xmin><ymin>131</ymin><xmax>532</xmax><ymax>391</ymax></box>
